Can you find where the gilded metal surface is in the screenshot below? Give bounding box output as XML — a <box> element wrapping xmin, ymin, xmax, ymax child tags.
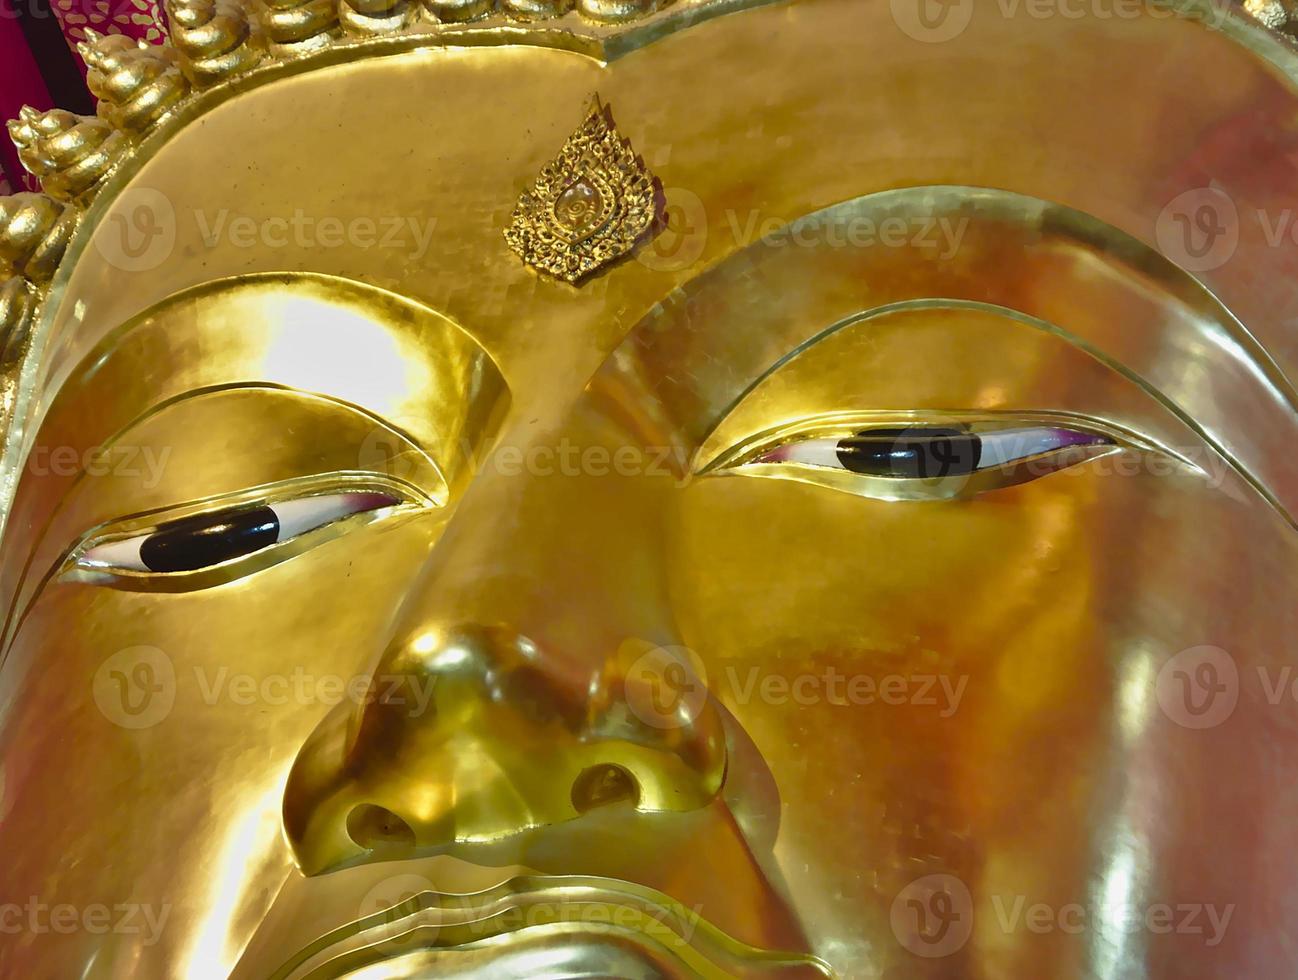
<box><xmin>575</xmin><ymin>0</ymin><xmax>660</xmax><ymax>20</ymax></box>
<box><xmin>501</xmin><ymin>0</ymin><xmax>572</xmax><ymax>18</ymax></box>
<box><xmin>423</xmin><ymin>0</ymin><xmax>495</xmax><ymax>20</ymax></box>
<box><xmin>0</xmin><ymin>193</ymin><xmax>74</xmax><ymax>284</ymax></box>
<box><xmin>0</xmin><ymin>278</ymin><xmax>33</xmax><ymax>356</ymax></box>
<box><xmin>78</xmin><ymin>30</ymin><xmax>192</xmax><ymax>135</ymax></box>
<box><xmin>339</xmin><ymin>0</ymin><xmax>419</xmax><ymax>38</ymax></box>
<box><xmin>0</xmin><ymin>278</ymin><xmax>35</xmax><ymax>440</ymax></box>
<box><xmin>166</xmin><ymin>0</ymin><xmax>266</xmax><ymax>86</ymax></box>
<box><xmin>258</xmin><ymin>0</ymin><xmax>342</xmax><ymax>49</ymax></box>
<box><xmin>6</xmin><ymin>107</ymin><xmax>128</xmax><ymax>203</ymax></box>
<box><xmin>504</xmin><ymin>96</ymin><xmax>662</xmax><ymax>283</ymax></box>
<box><xmin>1244</xmin><ymin>0</ymin><xmax>1289</xmax><ymax>28</ymax></box>
<box><xmin>3</xmin><ymin>1</ymin><xmax>1298</xmax><ymax>978</ymax></box>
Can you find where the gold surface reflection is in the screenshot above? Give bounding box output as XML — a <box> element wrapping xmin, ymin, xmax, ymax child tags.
<box><xmin>2</xmin><ymin>1</ymin><xmax>1298</xmax><ymax>978</ymax></box>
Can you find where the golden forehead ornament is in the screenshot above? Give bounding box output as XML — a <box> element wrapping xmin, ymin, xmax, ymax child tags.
<box><xmin>504</xmin><ymin>96</ymin><xmax>663</xmax><ymax>283</ymax></box>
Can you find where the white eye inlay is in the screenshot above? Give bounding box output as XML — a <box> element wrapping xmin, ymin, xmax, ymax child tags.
<box><xmin>78</xmin><ymin>491</ymin><xmax>400</xmax><ymax>574</ymax></box>
<box><xmin>756</xmin><ymin>438</ymin><xmax>842</xmax><ymax>468</ymax></box>
<box><xmin>974</xmin><ymin>427</ymin><xmax>1103</xmax><ymax>467</ymax></box>
<box><xmin>80</xmin><ymin>536</ymin><xmax>147</xmax><ymax>571</ymax></box>
<box><xmin>755</xmin><ymin>426</ymin><xmax>1109</xmax><ymax>475</ymax></box>
<box><xmin>271</xmin><ymin>493</ymin><xmax>382</xmax><ymax>540</ymax></box>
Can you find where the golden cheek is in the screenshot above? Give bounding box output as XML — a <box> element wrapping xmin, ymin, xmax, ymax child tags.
<box><xmin>12</xmin><ymin>506</ymin><xmax>440</xmax><ymax>687</ymax></box>
<box><xmin>666</xmin><ymin>455</ymin><xmax>1274</xmax><ymax>707</ymax></box>
<box><xmin>663</xmin><ymin>453</ymin><xmax>1298</xmax><ymax>955</ymax></box>
<box><xmin>0</xmin><ymin>512</ymin><xmax>439</xmax><ymax>974</ymax></box>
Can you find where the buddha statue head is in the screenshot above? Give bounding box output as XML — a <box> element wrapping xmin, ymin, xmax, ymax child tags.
<box><xmin>2</xmin><ymin>0</ymin><xmax>1298</xmax><ymax>976</ymax></box>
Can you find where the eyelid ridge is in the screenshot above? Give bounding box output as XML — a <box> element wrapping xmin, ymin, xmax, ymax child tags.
<box><xmin>60</xmin><ymin>471</ymin><xmax>432</xmax><ymax>591</ymax></box>
<box><xmin>696</xmin><ymin>411</ymin><xmax>1146</xmax><ymax>476</ymax></box>
<box><xmin>71</xmin><ymin>471</ymin><xmax>433</xmax><ymax>547</ymax></box>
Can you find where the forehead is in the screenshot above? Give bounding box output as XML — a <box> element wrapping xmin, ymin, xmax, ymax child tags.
<box><xmin>33</xmin><ymin>0</ymin><xmax>1298</xmax><ymax>404</ymax></box>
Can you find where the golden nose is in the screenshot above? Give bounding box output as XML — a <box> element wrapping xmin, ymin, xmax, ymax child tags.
<box><xmin>283</xmin><ymin>624</ymin><xmax>726</xmax><ymax>875</ymax></box>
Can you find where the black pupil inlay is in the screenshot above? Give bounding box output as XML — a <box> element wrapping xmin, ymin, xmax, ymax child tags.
<box><xmin>139</xmin><ymin>506</ymin><xmax>279</xmax><ymax>573</ymax></box>
<box><xmin>836</xmin><ymin>427</ymin><xmax>981</xmax><ymax>479</ymax></box>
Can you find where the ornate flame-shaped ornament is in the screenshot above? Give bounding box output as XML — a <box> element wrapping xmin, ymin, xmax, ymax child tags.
<box><xmin>505</xmin><ymin>96</ymin><xmax>663</xmax><ymax>284</ymax></box>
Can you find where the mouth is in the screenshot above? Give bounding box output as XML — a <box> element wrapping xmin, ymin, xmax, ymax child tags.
<box><xmin>268</xmin><ymin>875</ymin><xmax>835</xmax><ymax>979</ymax></box>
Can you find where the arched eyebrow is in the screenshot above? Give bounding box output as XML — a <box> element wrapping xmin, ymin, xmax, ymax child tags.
<box><xmin>68</xmin><ymin>384</ymin><xmax>446</xmax><ymax>503</ymax></box>
<box><xmin>27</xmin><ymin>274</ymin><xmax>508</xmax><ymax>493</ymax></box>
<box><xmin>582</xmin><ymin>187</ymin><xmax>1298</xmax><ymax>521</ymax></box>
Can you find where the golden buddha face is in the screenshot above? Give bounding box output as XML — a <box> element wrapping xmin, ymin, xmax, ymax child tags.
<box><xmin>3</xmin><ymin>1</ymin><xmax>1298</xmax><ymax>977</ymax></box>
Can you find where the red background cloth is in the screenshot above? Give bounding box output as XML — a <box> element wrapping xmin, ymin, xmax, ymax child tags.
<box><xmin>0</xmin><ymin>0</ymin><xmax>165</xmax><ymax>193</ymax></box>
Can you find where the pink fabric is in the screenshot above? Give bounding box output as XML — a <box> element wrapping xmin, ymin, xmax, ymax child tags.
<box><xmin>0</xmin><ymin>0</ymin><xmax>166</xmax><ymax>192</ymax></box>
<box><xmin>0</xmin><ymin>0</ymin><xmax>53</xmax><ymax>192</ymax></box>
<box><xmin>50</xmin><ymin>0</ymin><xmax>167</xmax><ymax>54</ymax></box>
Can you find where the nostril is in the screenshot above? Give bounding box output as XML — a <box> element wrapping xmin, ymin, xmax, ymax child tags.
<box><xmin>571</xmin><ymin>764</ymin><xmax>641</xmax><ymax>814</ymax></box>
<box><xmin>346</xmin><ymin>804</ymin><xmax>416</xmax><ymax>850</ymax></box>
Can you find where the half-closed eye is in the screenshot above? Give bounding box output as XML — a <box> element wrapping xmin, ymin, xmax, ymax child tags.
<box><xmin>80</xmin><ymin>491</ymin><xmax>401</xmax><ymax>574</ymax></box>
<box><xmin>758</xmin><ymin>425</ymin><xmax>1110</xmax><ymax>478</ymax></box>
<box><xmin>66</xmin><ymin>474</ymin><xmax>428</xmax><ymax>590</ymax></box>
<box><xmin>709</xmin><ymin>419</ymin><xmax>1120</xmax><ymax>501</ymax></box>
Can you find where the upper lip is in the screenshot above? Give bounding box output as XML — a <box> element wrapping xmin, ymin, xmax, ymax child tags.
<box><xmin>266</xmin><ymin>875</ymin><xmax>835</xmax><ymax>980</ymax></box>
